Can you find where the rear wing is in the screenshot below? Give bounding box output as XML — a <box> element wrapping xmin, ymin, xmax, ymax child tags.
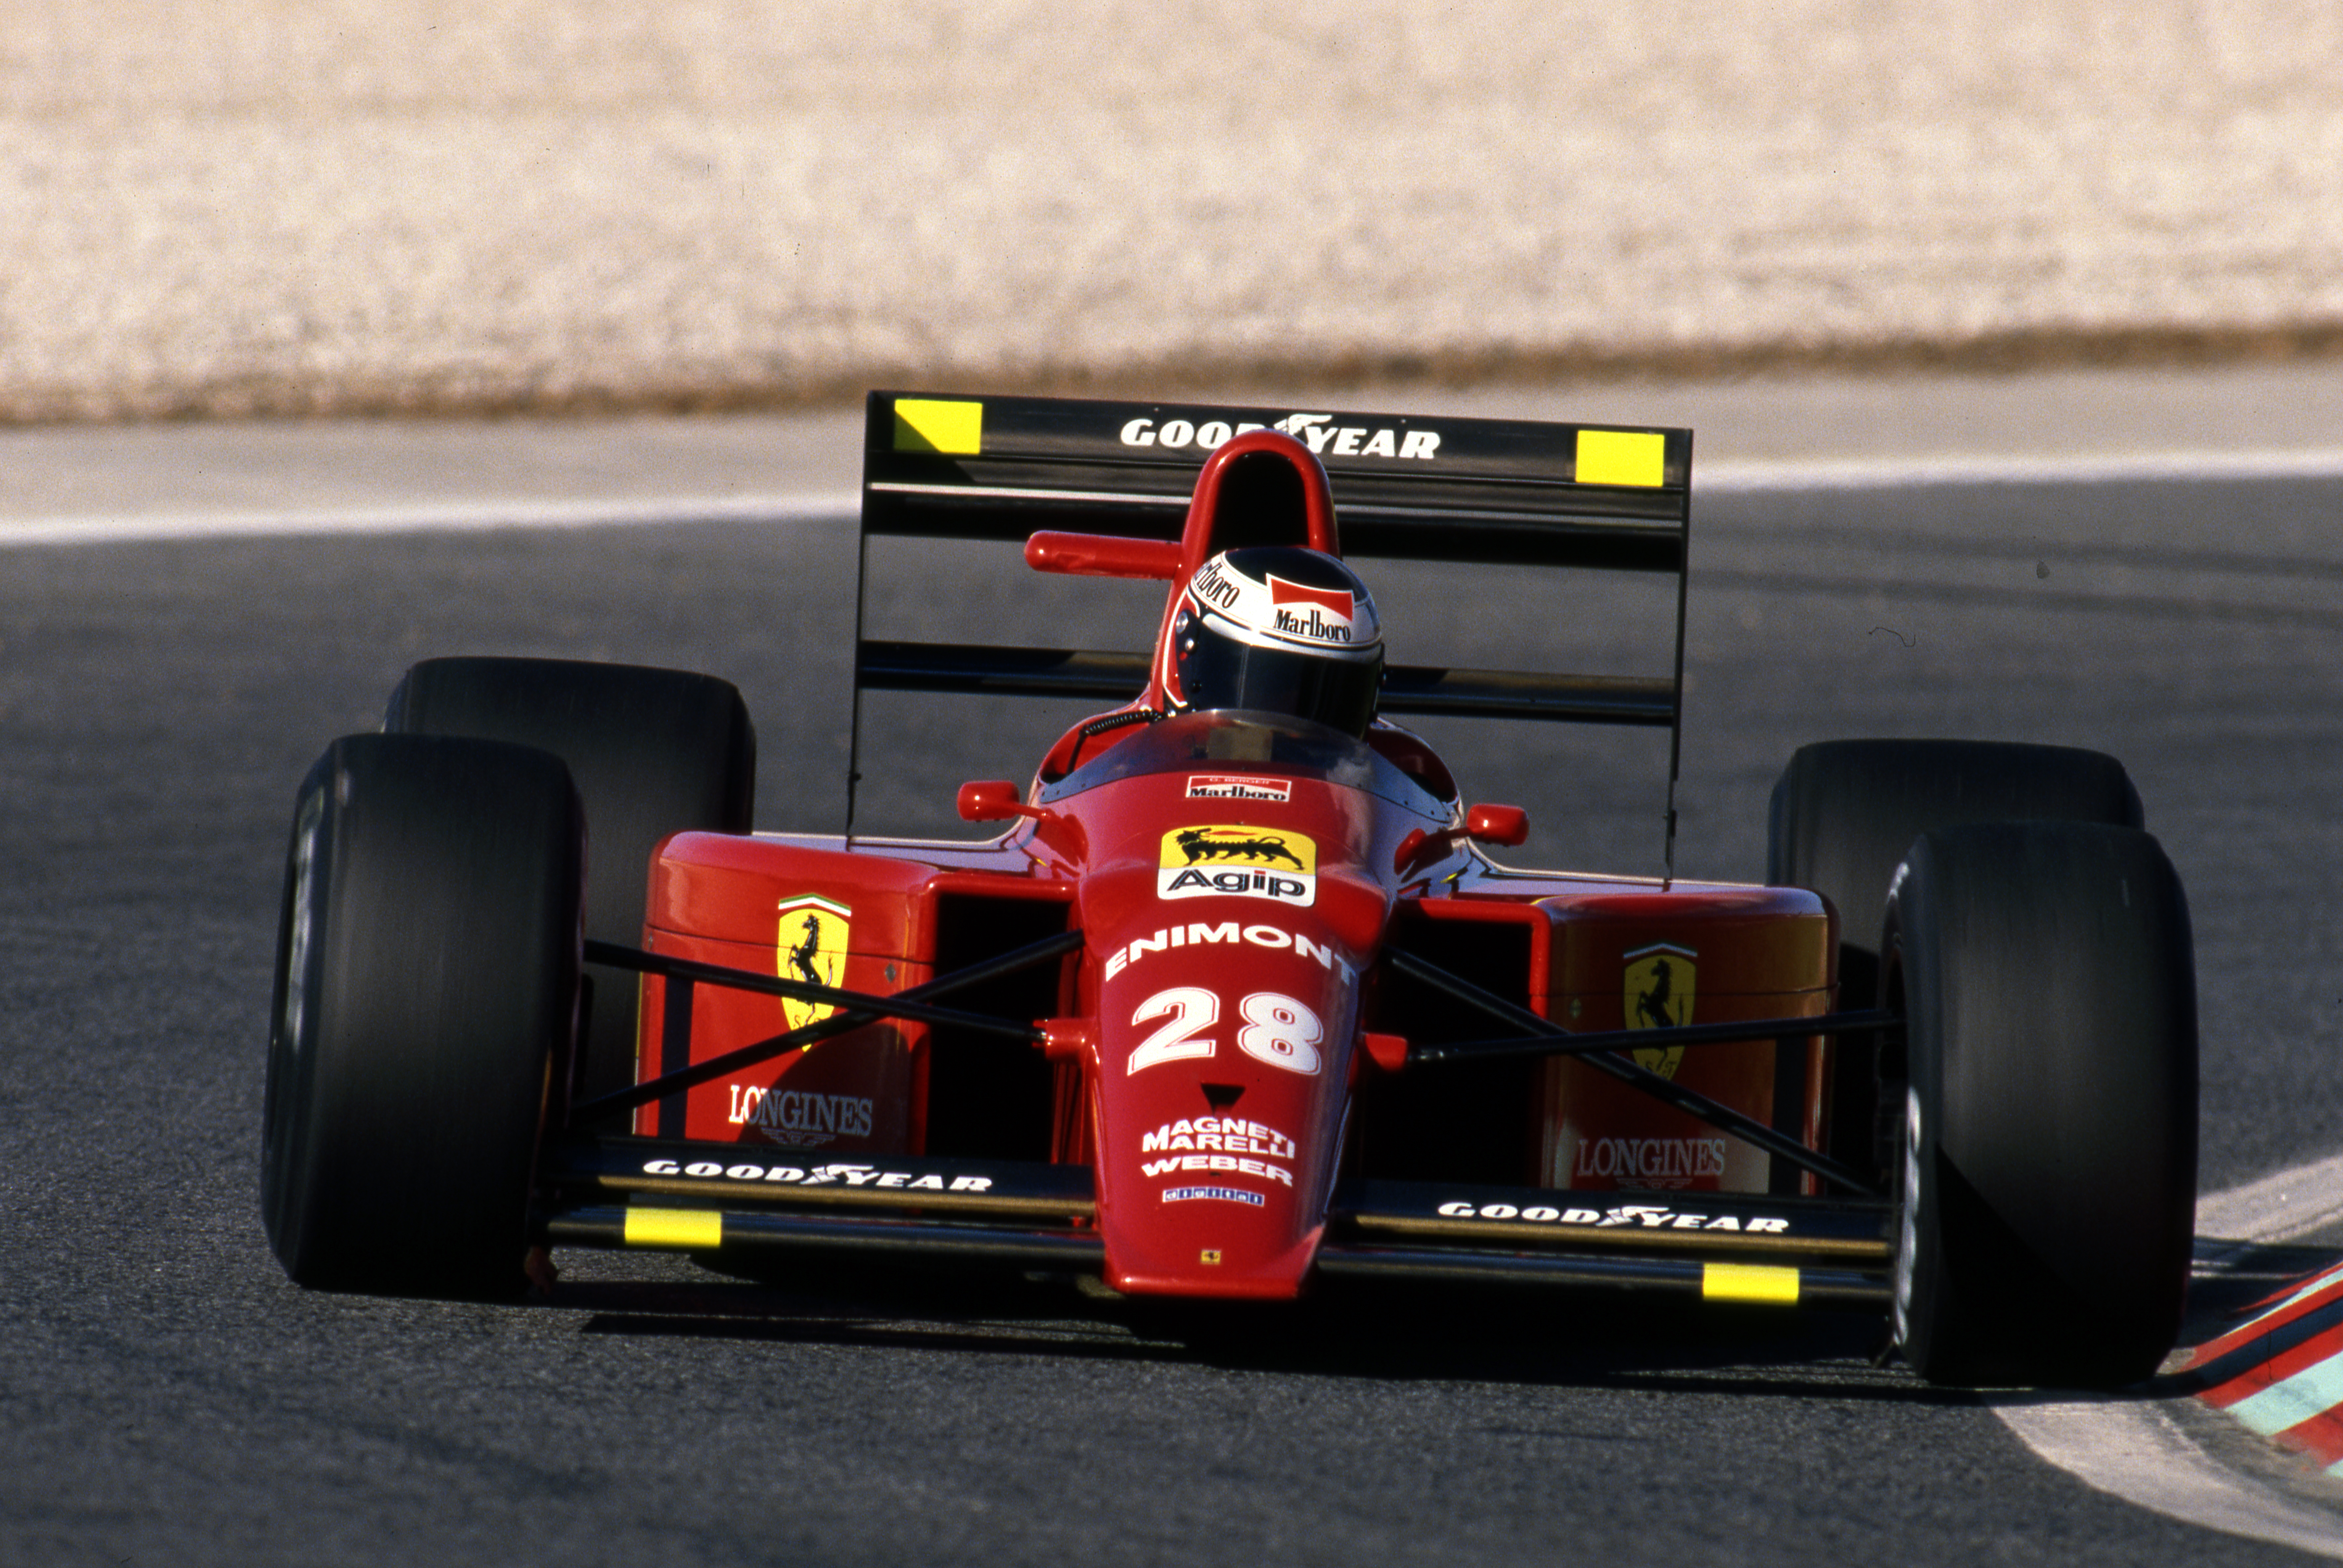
<box><xmin>850</xmin><ymin>391</ymin><xmax>1695</xmax><ymax>859</ymax></box>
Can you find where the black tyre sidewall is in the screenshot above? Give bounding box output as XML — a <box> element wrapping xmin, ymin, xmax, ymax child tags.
<box><xmin>261</xmin><ymin>752</ymin><xmax>336</xmax><ymax>1261</ymax></box>
<box><xmin>262</xmin><ymin>733</ymin><xmax>583</xmax><ymax>1294</ymax></box>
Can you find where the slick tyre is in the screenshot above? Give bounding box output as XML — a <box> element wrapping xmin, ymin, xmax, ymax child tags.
<box><xmin>385</xmin><ymin>657</ymin><xmax>754</xmax><ymax>1117</ymax></box>
<box><xmin>1886</xmin><ymin>822</ymin><xmax>2197</xmax><ymax>1387</ymax></box>
<box><xmin>1768</xmin><ymin>738</ymin><xmax>2144</xmax><ymax>996</ymax></box>
<box><xmin>1767</xmin><ymin>739</ymin><xmax>2144</xmax><ymax>1176</ymax></box>
<box><xmin>262</xmin><ymin>733</ymin><xmax>585</xmax><ymax>1295</ymax></box>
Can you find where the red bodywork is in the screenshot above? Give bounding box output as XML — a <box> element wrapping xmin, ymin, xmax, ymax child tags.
<box><xmin>631</xmin><ymin>432</ymin><xmax>1833</xmax><ymax>1300</ymax></box>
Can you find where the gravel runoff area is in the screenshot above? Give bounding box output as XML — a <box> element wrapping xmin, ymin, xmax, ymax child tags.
<box><xmin>4</xmin><ymin>1</ymin><xmax>2342</xmax><ymax>422</ymax></box>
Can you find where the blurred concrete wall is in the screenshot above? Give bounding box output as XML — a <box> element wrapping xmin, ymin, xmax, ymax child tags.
<box><xmin>4</xmin><ymin>1</ymin><xmax>2339</xmax><ymax>420</ymax></box>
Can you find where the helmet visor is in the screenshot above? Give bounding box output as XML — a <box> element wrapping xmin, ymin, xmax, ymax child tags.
<box><xmin>1175</xmin><ymin>615</ymin><xmax>1383</xmax><ymax>737</ymax></box>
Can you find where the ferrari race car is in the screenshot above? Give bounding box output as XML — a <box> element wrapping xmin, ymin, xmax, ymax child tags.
<box><xmin>262</xmin><ymin>392</ymin><xmax>2199</xmax><ymax>1387</ymax></box>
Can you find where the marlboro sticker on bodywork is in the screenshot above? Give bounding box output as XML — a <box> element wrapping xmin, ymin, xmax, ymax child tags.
<box><xmin>776</xmin><ymin>895</ymin><xmax>853</xmax><ymax>1031</ymax></box>
<box><xmin>1185</xmin><ymin>774</ymin><xmax>1292</xmax><ymax>803</ymax></box>
<box><xmin>1158</xmin><ymin>825</ymin><xmax>1317</xmax><ymax>908</ymax></box>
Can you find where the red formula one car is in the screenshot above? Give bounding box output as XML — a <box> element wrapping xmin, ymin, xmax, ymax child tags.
<box><xmin>263</xmin><ymin>392</ymin><xmax>2199</xmax><ymax>1386</ymax></box>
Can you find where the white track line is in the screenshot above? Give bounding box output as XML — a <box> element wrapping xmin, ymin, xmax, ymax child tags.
<box><xmin>6</xmin><ymin>446</ymin><xmax>2343</xmax><ymax>550</ymax></box>
<box><xmin>1698</xmin><ymin>447</ymin><xmax>2343</xmax><ymax>492</ymax></box>
<box><xmin>0</xmin><ymin>492</ymin><xmax>858</xmax><ymax>548</ymax></box>
<box><xmin>1997</xmin><ymin>1398</ymin><xmax>2343</xmax><ymax>1560</ymax></box>
<box><xmin>2199</xmin><ymin>1155</ymin><xmax>2343</xmax><ymax>1246</ymax></box>
<box><xmin>1995</xmin><ymin>1160</ymin><xmax>2343</xmax><ymax>1558</ymax></box>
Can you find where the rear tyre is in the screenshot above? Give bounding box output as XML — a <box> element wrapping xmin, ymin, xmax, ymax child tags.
<box><xmin>385</xmin><ymin>657</ymin><xmax>754</xmax><ymax>1117</ymax></box>
<box><xmin>1887</xmin><ymin>822</ymin><xmax>2197</xmax><ymax>1387</ymax></box>
<box><xmin>262</xmin><ymin>733</ymin><xmax>584</xmax><ymax>1294</ymax></box>
<box><xmin>1767</xmin><ymin>739</ymin><xmax>2145</xmax><ymax>1178</ymax></box>
<box><xmin>1768</xmin><ymin>738</ymin><xmax>2144</xmax><ymax>997</ymax></box>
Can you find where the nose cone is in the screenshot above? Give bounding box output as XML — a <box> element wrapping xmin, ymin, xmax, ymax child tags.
<box><xmin>1097</xmin><ymin>1062</ymin><xmax>1337</xmax><ymax>1298</ymax></box>
<box><xmin>1056</xmin><ymin>757</ymin><xmax>1395</xmax><ymax>1299</ymax></box>
<box><xmin>1083</xmin><ymin>878</ymin><xmax>1381</xmax><ymax>1298</ymax></box>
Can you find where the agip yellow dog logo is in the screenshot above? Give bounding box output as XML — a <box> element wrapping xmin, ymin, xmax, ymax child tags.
<box><xmin>776</xmin><ymin>895</ymin><xmax>853</xmax><ymax>1031</ymax></box>
<box><xmin>1623</xmin><ymin>943</ymin><xmax>1696</xmax><ymax>1079</ymax></box>
<box><xmin>1158</xmin><ymin>826</ymin><xmax>1318</xmax><ymax>908</ymax></box>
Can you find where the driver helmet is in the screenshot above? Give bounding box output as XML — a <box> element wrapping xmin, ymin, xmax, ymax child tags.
<box><xmin>1165</xmin><ymin>546</ymin><xmax>1384</xmax><ymax>737</ymax></box>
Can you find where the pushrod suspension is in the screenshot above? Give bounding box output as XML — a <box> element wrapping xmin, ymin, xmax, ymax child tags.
<box><xmin>1411</xmin><ymin>1008</ymin><xmax>1899</xmax><ymax>1065</ymax></box>
<box><xmin>572</xmin><ymin>928</ymin><xmax>1083</xmax><ymax>1121</ymax></box>
<box><xmin>583</xmin><ymin>939</ymin><xmax>1051</xmax><ymax>1039</ymax></box>
<box><xmin>1383</xmin><ymin>947</ymin><xmax>1884</xmax><ymax>1198</ymax></box>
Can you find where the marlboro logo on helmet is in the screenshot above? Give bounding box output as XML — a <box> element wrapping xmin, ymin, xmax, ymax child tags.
<box><xmin>1266</xmin><ymin>575</ymin><xmax>1357</xmax><ymax>641</ymax></box>
<box><xmin>1169</xmin><ymin>546</ymin><xmax>1384</xmax><ymax>738</ymax></box>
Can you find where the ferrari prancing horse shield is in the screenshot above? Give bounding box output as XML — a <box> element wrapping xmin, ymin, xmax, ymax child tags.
<box><xmin>776</xmin><ymin>895</ymin><xmax>853</xmax><ymax>1032</ymax></box>
<box><xmin>1623</xmin><ymin>943</ymin><xmax>1696</xmax><ymax>1079</ymax></box>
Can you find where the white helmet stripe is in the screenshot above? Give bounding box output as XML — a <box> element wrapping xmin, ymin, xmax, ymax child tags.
<box><xmin>1186</xmin><ymin>553</ymin><xmax>1381</xmax><ymax>653</ymax></box>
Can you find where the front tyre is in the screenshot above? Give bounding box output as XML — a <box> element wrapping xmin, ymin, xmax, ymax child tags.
<box><xmin>1887</xmin><ymin>822</ymin><xmax>2197</xmax><ymax>1386</ymax></box>
<box><xmin>262</xmin><ymin>733</ymin><xmax>584</xmax><ymax>1295</ymax></box>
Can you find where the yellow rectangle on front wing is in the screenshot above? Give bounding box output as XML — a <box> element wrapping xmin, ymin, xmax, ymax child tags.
<box><xmin>1701</xmin><ymin>1261</ymin><xmax>1801</xmax><ymax>1304</ymax></box>
<box><xmin>623</xmin><ymin>1208</ymin><xmax>723</xmax><ymax>1250</ymax></box>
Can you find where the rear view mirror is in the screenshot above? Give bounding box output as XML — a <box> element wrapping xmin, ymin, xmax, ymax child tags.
<box><xmin>957</xmin><ymin>780</ymin><xmax>1032</xmax><ymax>823</ymax></box>
<box><xmin>1466</xmin><ymin>803</ymin><xmax>1529</xmax><ymax>847</ymax></box>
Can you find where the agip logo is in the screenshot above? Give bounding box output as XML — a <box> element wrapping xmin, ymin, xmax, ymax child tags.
<box><xmin>1158</xmin><ymin>826</ymin><xmax>1317</xmax><ymax>908</ymax></box>
<box><xmin>776</xmin><ymin>895</ymin><xmax>853</xmax><ymax>1031</ymax></box>
<box><xmin>1623</xmin><ymin>943</ymin><xmax>1696</xmax><ymax>1079</ymax></box>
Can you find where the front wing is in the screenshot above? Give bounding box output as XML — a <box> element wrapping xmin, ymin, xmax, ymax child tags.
<box><xmin>537</xmin><ymin>1135</ymin><xmax>1892</xmax><ymax>1308</ymax></box>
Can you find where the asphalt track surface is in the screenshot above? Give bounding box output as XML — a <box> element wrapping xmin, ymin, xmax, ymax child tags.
<box><xmin>2</xmin><ymin>469</ymin><xmax>2340</xmax><ymax>1565</ymax></box>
